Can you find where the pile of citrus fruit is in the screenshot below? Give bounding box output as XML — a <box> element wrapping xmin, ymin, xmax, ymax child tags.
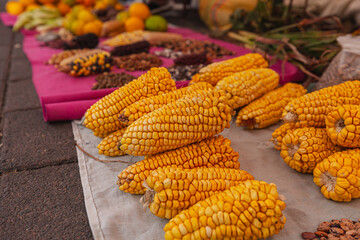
<box><xmin>63</xmin><ymin>5</ymin><xmax>103</xmax><ymax>36</ymax></box>
<box><xmin>6</xmin><ymin>0</ymin><xmax>72</xmax><ymax>16</ymax></box>
<box><xmin>116</xmin><ymin>2</ymin><xmax>168</xmax><ymax>32</ymax></box>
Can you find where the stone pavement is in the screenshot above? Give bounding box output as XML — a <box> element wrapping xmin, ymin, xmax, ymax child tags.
<box><xmin>0</xmin><ymin>1</ymin><xmax>207</xmax><ymax>239</ymax></box>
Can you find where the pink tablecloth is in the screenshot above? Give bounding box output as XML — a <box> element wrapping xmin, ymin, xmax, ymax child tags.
<box><xmin>1</xmin><ymin>13</ymin><xmax>304</xmax><ymax>122</ymax></box>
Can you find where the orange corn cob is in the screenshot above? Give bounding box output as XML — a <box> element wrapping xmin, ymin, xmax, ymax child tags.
<box><xmin>190</xmin><ymin>53</ymin><xmax>268</xmax><ymax>86</ymax></box>
<box><xmin>215</xmin><ymin>68</ymin><xmax>279</xmax><ymax>109</ymax></box>
<box><xmin>83</xmin><ymin>67</ymin><xmax>176</xmax><ymax>136</ymax></box>
<box><xmin>142</xmin><ymin>166</ymin><xmax>254</xmax><ymax>219</ymax></box>
<box><xmin>236</xmin><ymin>83</ymin><xmax>306</xmax><ymax>129</ymax></box>
<box><xmin>117</xmin><ymin>135</ymin><xmax>240</xmax><ymax>194</ymax></box>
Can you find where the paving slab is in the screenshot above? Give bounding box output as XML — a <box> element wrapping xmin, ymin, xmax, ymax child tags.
<box><xmin>0</xmin><ymin>163</ymin><xmax>93</xmax><ymax>240</ymax></box>
<box><xmin>0</xmin><ymin>22</ymin><xmax>12</xmax><ymax>46</ymax></box>
<box><xmin>4</xmin><ymin>77</ymin><xmax>41</xmax><ymax>112</ymax></box>
<box><xmin>8</xmin><ymin>57</ymin><xmax>32</xmax><ymax>81</ymax></box>
<box><xmin>0</xmin><ymin>109</ymin><xmax>76</xmax><ymax>172</ymax></box>
<box><xmin>12</xmin><ymin>32</ymin><xmax>28</xmax><ymax>60</ymax></box>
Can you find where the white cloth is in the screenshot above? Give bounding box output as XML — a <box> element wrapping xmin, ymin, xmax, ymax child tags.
<box><xmin>72</xmin><ymin>120</ymin><xmax>360</xmax><ymax>240</ymax></box>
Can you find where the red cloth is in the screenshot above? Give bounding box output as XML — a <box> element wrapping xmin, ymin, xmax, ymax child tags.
<box><xmin>1</xmin><ymin>13</ymin><xmax>304</xmax><ymax>122</ymax></box>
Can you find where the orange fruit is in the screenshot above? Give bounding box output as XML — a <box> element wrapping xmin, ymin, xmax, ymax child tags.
<box><xmin>19</xmin><ymin>0</ymin><xmax>35</xmax><ymax>7</ymax></box>
<box><xmin>43</xmin><ymin>3</ymin><xmax>56</xmax><ymax>9</ymax></box>
<box><xmin>26</xmin><ymin>3</ymin><xmax>40</xmax><ymax>11</ymax></box>
<box><xmin>78</xmin><ymin>9</ymin><xmax>95</xmax><ymax>22</ymax></box>
<box><xmin>125</xmin><ymin>17</ymin><xmax>144</xmax><ymax>32</ymax></box>
<box><xmin>114</xmin><ymin>3</ymin><xmax>124</xmax><ymax>11</ymax></box>
<box><xmin>6</xmin><ymin>1</ymin><xmax>25</xmax><ymax>15</ymax></box>
<box><xmin>57</xmin><ymin>2</ymin><xmax>71</xmax><ymax>15</ymax></box>
<box><xmin>83</xmin><ymin>21</ymin><xmax>102</xmax><ymax>36</ymax></box>
<box><xmin>71</xmin><ymin>20</ymin><xmax>85</xmax><ymax>35</ymax></box>
<box><xmin>128</xmin><ymin>2</ymin><xmax>150</xmax><ymax>20</ymax></box>
<box><xmin>38</xmin><ymin>0</ymin><xmax>56</xmax><ymax>4</ymax></box>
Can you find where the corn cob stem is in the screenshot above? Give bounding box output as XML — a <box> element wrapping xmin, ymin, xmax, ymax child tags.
<box><xmin>282</xmin><ymin>81</ymin><xmax>360</xmax><ymax>128</ymax></box>
<box><xmin>119</xmin><ymin>89</ymin><xmax>233</xmax><ymax>156</ymax></box>
<box><xmin>270</xmin><ymin>123</ymin><xmax>293</xmax><ymax>150</ymax></box>
<box><xmin>164</xmin><ymin>180</ymin><xmax>286</xmax><ymax>240</ymax></box>
<box><xmin>117</xmin><ymin>135</ymin><xmax>240</xmax><ymax>194</ymax></box>
<box><xmin>118</xmin><ymin>82</ymin><xmax>213</xmax><ymax>126</ymax></box>
<box><xmin>236</xmin><ymin>83</ymin><xmax>306</xmax><ymax>129</ymax></box>
<box><xmin>313</xmin><ymin>149</ymin><xmax>360</xmax><ymax>202</ymax></box>
<box><xmin>326</xmin><ymin>104</ymin><xmax>360</xmax><ymax>147</ymax></box>
<box><xmin>215</xmin><ymin>68</ymin><xmax>279</xmax><ymax>110</ymax></box>
<box><xmin>141</xmin><ymin>166</ymin><xmax>254</xmax><ymax>219</ymax></box>
<box><xmin>280</xmin><ymin>127</ymin><xmax>341</xmax><ymax>173</ymax></box>
<box><xmin>83</xmin><ymin>67</ymin><xmax>176</xmax><ymax>135</ymax></box>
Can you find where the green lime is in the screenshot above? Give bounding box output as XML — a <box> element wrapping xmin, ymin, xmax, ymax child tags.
<box><xmin>145</xmin><ymin>15</ymin><xmax>167</xmax><ymax>32</ymax></box>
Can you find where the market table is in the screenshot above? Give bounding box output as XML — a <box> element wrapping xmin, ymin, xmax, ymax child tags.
<box><xmin>1</xmin><ymin>13</ymin><xmax>304</xmax><ymax>122</ymax></box>
<box><xmin>72</xmin><ymin>120</ymin><xmax>360</xmax><ymax>240</ymax></box>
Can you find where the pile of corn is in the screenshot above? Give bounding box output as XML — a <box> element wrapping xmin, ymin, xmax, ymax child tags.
<box><xmin>270</xmin><ymin>80</ymin><xmax>360</xmax><ymax>202</ymax></box>
<box><xmin>81</xmin><ymin>53</ymin><xmax>296</xmax><ymax>238</ymax></box>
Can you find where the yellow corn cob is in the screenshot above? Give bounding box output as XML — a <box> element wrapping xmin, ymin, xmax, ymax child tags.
<box><xmin>164</xmin><ymin>180</ymin><xmax>286</xmax><ymax>240</ymax></box>
<box><xmin>102</xmin><ymin>30</ymin><xmax>145</xmax><ymax>47</ymax></box>
<box><xmin>97</xmin><ymin>128</ymin><xmax>127</xmax><ymax>156</ymax></box>
<box><xmin>190</xmin><ymin>53</ymin><xmax>268</xmax><ymax>86</ymax></box>
<box><xmin>236</xmin><ymin>83</ymin><xmax>306</xmax><ymax>129</ymax></box>
<box><xmin>270</xmin><ymin>123</ymin><xmax>293</xmax><ymax>150</ymax></box>
<box><xmin>93</xmin><ymin>131</ymin><xmax>111</xmax><ymax>138</ymax></box>
<box><xmin>215</xmin><ymin>68</ymin><xmax>279</xmax><ymax>109</ymax></box>
<box><xmin>118</xmin><ymin>82</ymin><xmax>213</xmax><ymax>126</ymax></box>
<box><xmin>119</xmin><ymin>89</ymin><xmax>233</xmax><ymax>156</ymax></box>
<box><xmin>280</xmin><ymin>127</ymin><xmax>341</xmax><ymax>173</ymax></box>
<box><xmin>117</xmin><ymin>135</ymin><xmax>240</xmax><ymax>194</ymax></box>
<box><xmin>326</xmin><ymin>104</ymin><xmax>360</xmax><ymax>147</ymax></box>
<box><xmin>142</xmin><ymin>166</ymin><xmax>254</xmax><ymax>219</ymax></box>
<box><xmin>83</xmin><ymin>67</ymin><xmax>176</xmax><ymax>136</ymax></box>
<box><xmin>282</xmin><ymin>81</ymin><xmax>360</xmax><ymax>128</ymax></box>
<box><xmin>313</xmin><ymin>149</ymin><xmax>360</xmax><ymax>202</ymax></box>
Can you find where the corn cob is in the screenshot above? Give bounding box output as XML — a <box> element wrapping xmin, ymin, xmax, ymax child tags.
<box><xmin>141</xmin><ymin>166</ymin><xmax>254</xmax><ymax>219</ymax></box>
<box><xmin>97</xmin><ymin>128</ymin><xmax>127</xmax><ymax>156</ymax></box>
<box><xmin>236</xmin><ymin>83</ymin><xmax>306</xmax><ymax>129</ymax></box>
<box><xmin>270</xmin><ymin>123</ymin><xmax>293</xmax><ymax>150</ymax></box>
<box><xmin>58</xmin><ymin>50</ymin><xmax>113</xmax><ymax>77</ymax></box>
<box><xmin>110</xmin><ymin>40</ymin><xmax>150</xmax><ymax>57</ymax></box>
<box><xmin>326</xmin><ymin>104</ymin><xmax>360</xmax><ymax>147</ymax></box>
<box><xmin>313</xmin><ymin>148</ymin><xmax>360</xmax><ymax>202</ymax></box>
<box><xmin>280</xmin><ymin>127</ymin><xmax>341</xmax><ymax>173</ymax></box>
<box><xmin>119</xmin><ymin>89</ymin><xmax>233</xmax><ymax>156</ymax></box>
<box><xmin>164</xmin><ymin>180</ymin><xmax>286</xmax><ymax>240</ymax></box>
<box><xmin>47</xmin><ymin>49</ymin><xmax>89</xmax><ymax>66</ymax></box>
<box><xmin>102</xmin><ymin>30</ymin><xmax>145</xmax><ymax>47</ymax></box>
<box><xmin>190</xmin><ymin>53</ymin><xmax>268</xmax><ymax>86</ymax></box>
<box><xmin>215</xmin><ymin>68</ymin><xmax>279</xmax><ymax>110</ymax></box>
<box><xmin>83</xmin><ymin>67</ymin><xmax>176</xmax><ymax>136</ymax></box>
<box><xmin>118</xmin><ymin>82</ymin><xmax>213</xmax><ymax>126</ymax></box>
<box><xmin>282</xmin><ymin>81</ymin><xmax>360</xmax><ymax>128</ymax></box>
<box><xmin>117</xmin><ymin>135</ymin><xmax>240</xmax><ymax>194</ymax></box>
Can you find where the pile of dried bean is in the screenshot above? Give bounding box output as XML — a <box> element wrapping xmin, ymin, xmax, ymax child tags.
<box><xmin>92</xmin><ymin>72</ymin><xmax>135</xmax><ymax>90</ymax></box>
<box><xmin>167</xmin><ymin>64</ymin><xmax>206</xmax><ymax>81</ymax></box>
<box><xmin>156</xmin><ymin>39</ymin><xmax>233</xmax><ymax>59</ymax></box>
<box><xmin>301</xmin><ymin>218</ymin><xmax>360</xmax><ymax>240</ymax></box>
<box><xmin>113</xmin><ymin>53</ymin><xmax>162</xmax><ymax>71</ymax></box>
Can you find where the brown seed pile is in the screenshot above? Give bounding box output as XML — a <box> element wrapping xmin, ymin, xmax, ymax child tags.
<box><xmin>167</xmin><ymin>64</ymin><xmax>206</xmax><ymax>81</ymax></box>
<box><xmin>113</xmin><ymin>52</ymin><xmax>162</xmax><ymax>71</ymax></box>
<box><xmin>301</xmin><ymin>218</ymin><xmax>360</xmax><ymax>240</ymax></box>
<box><xmin>92</xmin><ymin>72</ymin><xmax>135</xmax><ymax>90</ymax></box>
<box><xmin>156</xmin><ymin>39</ymin><xmax>233</xmax><ymax>59</ymax></box>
